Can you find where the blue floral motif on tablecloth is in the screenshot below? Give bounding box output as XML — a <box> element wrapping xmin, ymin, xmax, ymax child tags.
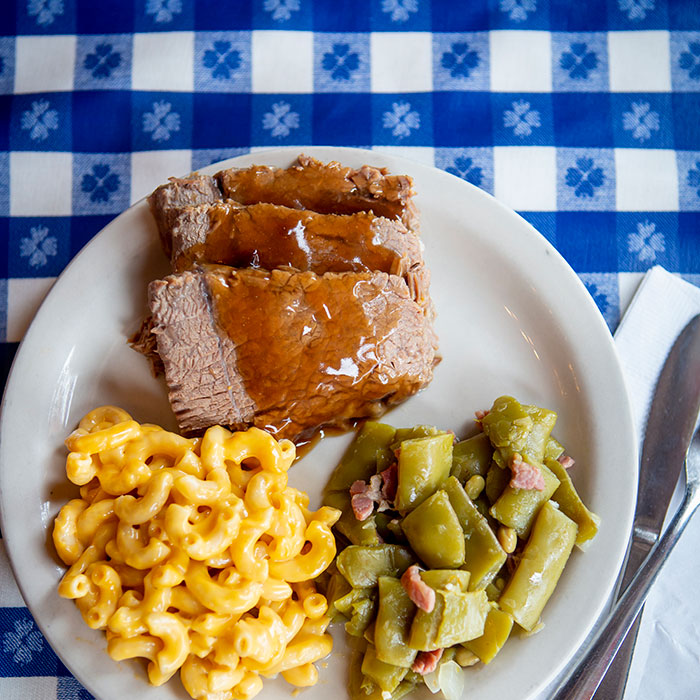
<box><xmin>264</xmin><ymin>0</ymin><xmax>300</xmax><ymax>22</ymax></box>
<box><xmin>671</xmin><ymin>33</ymin><xmax>700</xmax><ymax>92</ymax></box>
<box><xmin>687</xmin><ymin>162</ymin><xmax>700</xmax><ymax>196</ymax></box>
<box><xmin>441</xmin><ymin>42</ymin><xmax>479</xmax><ymax>79</ymax></box>
<box><xmin>560</xmin><ymin>43</ymin><xmax>598</xmax><ymax>79</ymax></box>
<box><xmin>81</xmin><ymin>164</ymin><xmax>120</xmax><ymax>203</ymax></box>
<box><xmin>622</xmin><ymin>101</ymin><xmax>660</xmax><ymax>142</ymax></box>
<box><xmin>73</xmin><ymin>154</ymin><xmax>130</xmax><ymax>215</ymax></box>
<box><xmin>552</xmin><ymin>33</ymin><xmax>608</xmax><ymax>91</ymax></box>
<box><xmin>194</xmin><ymin>33</ymin><xmax>251</xmax><ymax>92</ymax></box>
<box><xmin>20</xmin><ymin>100</ymin><xmax>58</xmax><ymax>141</ymax></box>
<box><xmin>676</xmin><ymin>151</ymin><xmax>700</xmax><ymax>210</ymax></box>
<box><xmin>27</xmin><ymin>0</ymin><xmax>64</xmax><ymax>27</ymax></box>
<box><xmin>432</xmin><ymin>33</ymin><xmax>489</xmax><ymax>91</ymax></box>
<box><xmin>579</xmin><ymin>273</ymin><xmax>620</xmax><ymax>330</ymax></box>
<box><xmin>679</xmin><ymin>41</ymin><xmax>700</xmax><ymax>80</ymax></box>
<box><xmin>499</xmin><ymin>0</ymin><xmax>536</xmax><ymax>22</ymax></box>
<box><xmin>203</xmin><ymin>41</ymin><xmax>241</xmax><ymax>80</ymax></box>
<box><xmin>566</xmin><ymin>157</ymin><xmax>605</xmax><ymax>198</ymax></box>
<box><xmin>446</xmin><ymin>155</ymin><xmax>483</xmax><ymax>187</ymax></box>
<box><xmin>628</xmin><ymin>221</ymin><xmax>665</xmax><ymax>262</ymax></box>
<box><xmin>503</xmin><ymin>100</ymin><xmax>541</xmax><ymax>138</ymax></box>
<box><xmin>146</xmin><ymin>0</ymin><xmax>182</xmax><ymax>24</ymax></box>
<box><xmin>435</xmin><ymin>148</ymin><xmax>494</xmax><ymax>194</ymax></box>
<box><xmin>381</xmin><ymin>0</ymin><xmax>418</xmax><ymax>23</ymax></box>
<box><xmin>262</xmin><ymin>101</ymin><xmax>300</xmax><ymax>138</ymax></box>
<box><xmin>19</xmin><ymin>226</ymin><xmax>57</xmax><ymax>269</ymax></box>
<box><xmin>2</xmin><ymin>617</ymin><xmax>44</xmax><ymax>664</ymax></box>
<box><xmin>382</xmin><ymin>102</ymin><xmax>420</xmax><ymax>139</ymax></box>
<box><xmin>557</xmin><ymin>148</ymin><xmax>615</xmax><ymax>210</ymax></box>
<box><xmin>142</xmin><ymin>101</ymin><xmax>181</xmax><ymax>142</ymax></box>
<box><xmin>322</xmin><ymin>43</ymin><xmax>360</xmax><ymax>81</ymax></box>
<box><xmin>618</xmin><ymin>0</ymin><xmax>655</xmax><ymax>21</ymax></box>
<box><xmin>75</xmin><ymin>35</ymin><xmax>132</xmax><ymax>90</ymax></box>
<box><xmin>83</xmin><ymin>43</ymin><xmax>121</xmax><ymax>79</ymax></box>
<box><xmin>314</xmin><ymin>33</ymin><xmax>369</xmax><ymax>92</ymax></box>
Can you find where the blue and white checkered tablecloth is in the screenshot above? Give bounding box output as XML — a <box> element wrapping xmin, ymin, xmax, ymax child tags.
<box><xmin>1</xmin><ymin>0</ymin><xmax>699</xmax><ymax>698</ymax></box>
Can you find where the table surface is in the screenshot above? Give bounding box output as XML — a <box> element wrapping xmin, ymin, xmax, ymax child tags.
<box><xmin>0</xmin><ymin>1</ymin><xmax>699</xmax><ymax>698</ymax></box>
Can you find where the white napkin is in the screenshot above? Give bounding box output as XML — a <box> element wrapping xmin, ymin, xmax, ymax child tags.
<box><xmin>613</xmin><ymin>266</ymin><xmax>700</xmax><ymax>700</ymax></box>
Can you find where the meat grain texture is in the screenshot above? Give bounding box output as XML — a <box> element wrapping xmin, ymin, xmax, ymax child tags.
<box><xmin>141</xmin><ymin>155</ymin><xmax>439</xmax><ymax>443</ymax></box>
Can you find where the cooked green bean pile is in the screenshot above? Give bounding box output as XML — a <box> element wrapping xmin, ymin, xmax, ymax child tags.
<box><xmin>321</xmin><ymin>396</ymin><xmax>600</xmax><ymax>700</ymax></box>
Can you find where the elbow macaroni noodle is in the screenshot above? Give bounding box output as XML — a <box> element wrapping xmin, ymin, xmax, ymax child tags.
<box><xmin>53</xmin><ymin>406</ymin><xmax>341</xmax><ymax>700</ymax></box>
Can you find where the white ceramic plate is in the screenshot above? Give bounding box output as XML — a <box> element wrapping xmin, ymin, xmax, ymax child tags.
<box><xmin>0</xmin><ymin>147</ymin><xmax>636</xmax><ymax>700</ymax></box>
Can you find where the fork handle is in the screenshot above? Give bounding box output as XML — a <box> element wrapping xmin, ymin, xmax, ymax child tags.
<box><xmin>550</xmin><ymin>489</ymin><xmax>700</xmax><ymax>700</ymax></box>
<box><xmin>590</xmin><ymin>532</ymin><xmax>658</xmax><ymax>700</ymax></box>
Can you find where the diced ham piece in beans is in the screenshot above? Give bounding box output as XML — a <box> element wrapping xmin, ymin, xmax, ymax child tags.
<box><xmin>558</xmin><ymin>454</ymin><xmax>575</xmax><ymax>469</ymax></box>
<box><xmin>474</xmin><ymin>409</ymin><xmax>490</xmax><ymax>421</ymax></box>
<box><xmin>509</xmin><ymin>453</ymin><xmax>545</xmax><ymax>491</ymax></box>
<box><xmin>349</xmin><ymin>480</ymin><xmax>366</xmax><ymax>495</ymax></box>
<box><xmin>350</xmin><ymin>494</ymin><xmax>375</xmax><ymax>521</ymax></box>
<box><xmin>401</xmin><ymin>565</ymin><xmax>436</xmax><ymax>613</ymax></box>
<box><xmin>380</xmin><ymin>463</ymin><xmax>398</xmax><ymax>502</ymax></box>
<box><xmin>351</xmin><ymin>472</ymin><xmax>393</xmax><ymax>519</ymax></box>
<box><xmin>411</xmin><ymin>648</ymin><xmax>444</xmax><ymax>675</ymax></box>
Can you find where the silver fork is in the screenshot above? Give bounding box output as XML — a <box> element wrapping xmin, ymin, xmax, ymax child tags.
<box><xmin>551</xmin><ymin>427</ymin><xmax>700</xmax><ymax>699</ymax></box>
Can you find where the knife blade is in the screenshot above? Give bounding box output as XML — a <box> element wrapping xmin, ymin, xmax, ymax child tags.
<box><xmin>592</xmin><ymin>313</ymin><xmax>700</xmax><ymax>700</ymax></box>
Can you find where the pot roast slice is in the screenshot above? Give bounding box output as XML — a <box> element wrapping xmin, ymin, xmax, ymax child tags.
<box><xmin>147</xmin><ymin>173</ymin><xmax>222</xmax><ymax>256</ymax></box>
<box><xmin>148</xmin><ymin>266</ymin><xmax>438</xmax><ymax>443</ymax></box>
<box><xmin>169</xmin><ymin>201</ymin><xmax>431</xmax><ymax>310</ymax></box>
<box><xmin>216</xmin><ymin>154</ymin><xmax>420</xmax><ymax>232</ymax></box>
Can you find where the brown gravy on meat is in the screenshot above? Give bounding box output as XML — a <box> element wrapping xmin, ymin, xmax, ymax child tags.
<box><xmin>205</xmin><ymin>266</ymin><xmax>434</xmax><ymax>442</ymax></box>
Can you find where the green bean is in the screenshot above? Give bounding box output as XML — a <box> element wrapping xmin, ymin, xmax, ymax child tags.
<box><xmin>484</xmin><ymin>461</ymin><xmax>510</xmax><ymax>504</ymax></box>
<box><xmin>374</xmin><ymin>512</ymin><xmax>394</xmax><ymax>542</ymax></box>
<box><xmin>489</xmin><ymin>459</ymin><xmax>560</xmax><ymax>538</ymax></box>
<box><xmin>391</xmin><ymin>425</ymin><xmax>444</xmax><ymax>451</ymax></box>
<box><xmin>361</xmin><ymin>644</ymin><xmax>409</xmax><ymax>693</ymax></box>
<box><xmin>499</xmin><ymin>501</ymin><xmax>578</xmax><ymax>631</ymax></box>
<box><xmin>408</xmin><ymin>588</ymin><xmax>489</xmax><ymax>650</ymax></box>
<box><xmin>522</xmin><ymin>404</ymin><xmax>558</xmax><ymax>462</ymax></box>
<box><xmin>395</xmin><ymin>433</ymin><xmax>454</xmax><ymax>513</ymax></box>
<box><xmin>482</xmin><ymin>396</ymin><xmax>557</xmax><ymax>465</ymax></box>
<box><xmin>545</xmin><ymin>436</ymin><xmax>565</xmax><ymax>460</ymax></box>
<box><xmin>546</xmin><ymin>457</ymin><xmax>600</xmax><ymax>547</ymax></box>
<box><xmin>386</xmin><ymin>518</ymin><xmax>407</xmax><ymax>543</ymax></box>
<box><xmin>324</xmin><ymin>421</ymin><xmax>396</xmax><ymax>494</ymax></box>
<box><xmin>336</xmin><ymin>544</ymin><xmax>415</xmax><ymax>587</ymax></box>
<box><xmin>323</xmin><ymin>490</ymin><xmax>380</xmax><ymax>546</ymax></box>
<box><xmin>400</xmin><ymin>490</ymin><xmax>465</xmax><ymax>569</ymax></box>
<box><xmin>443</xmin><ymin>476</ymin><xmax>507</xmax><ymax>591</ymax></box>
<box><xmin>326</xmin><ymin>571</ymin><xmax>352</xmax><ymax>619</ymax></box>
<box><xmin>420</xmin><ymin>568</ymin><xmax>471</xmax><ymax>593</ymax></box>
<box><xmin>334</xmin><ymin>586</ymin><xmax>374</xmax><ymax>616</ymax></box>
<box><xmin>374</xmin><ymin>577</ymin><xmax>418</xmax><ymax>668</ymax></box>
<box><xmin>450</xmin><ymin>433</ymin><xmax>492</xmax><ymax>482</ymax></box>
<box><xmin>463</xmin><ymin>604</ymin><xmax>514</xmax><ymax>664</ymax></box>
<box><xmin>346</xmin><ymin>596</ymin><xmax>378</xmax><ymax>637</ymax></box>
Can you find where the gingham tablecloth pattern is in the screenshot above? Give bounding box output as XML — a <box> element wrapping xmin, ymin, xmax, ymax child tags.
<box><xmin>1</xmin><ymin>1</ymin><xmax>699</xmax><ymax>698</ymax></box>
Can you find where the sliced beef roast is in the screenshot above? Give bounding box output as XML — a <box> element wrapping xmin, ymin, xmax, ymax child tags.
<box><xmin>148</xmin><ymin>266</ymin><xmax>438</xmax><ymax>442</ymax></box>
<box><xmin>216</xmin><ymin>154</ymin><xmax>420</xmax><ymax>232</ymax></box>
<box><xmin>147</xmin><ymin>174</ymin><xmax>222</xmax><ymax>255</ymax></box>
<box><xmin>169</xmin><ymin>201</ymin><xmax>431</xmax><ymax>310</ymax></box>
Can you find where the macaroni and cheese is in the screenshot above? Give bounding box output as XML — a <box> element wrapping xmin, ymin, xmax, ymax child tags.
<box><xmin>53</xmin><ymin>406</ymin><xmax>340</xmax><ymax>700</ymax></box>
